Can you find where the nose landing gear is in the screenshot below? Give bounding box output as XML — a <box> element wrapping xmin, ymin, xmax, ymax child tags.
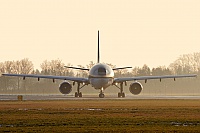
<box><xmin>99</xmin><ymin>93</ymin><xmax>105</xmax><ymax>98</ymax></box>
<box><xmin>99</xmin><ymin>88</ymin><xmax>105</xmax><ymax>98</ymax></box>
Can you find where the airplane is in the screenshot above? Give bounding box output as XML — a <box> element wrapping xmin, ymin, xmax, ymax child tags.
<box><xmin>2</xmin><ymin>31</ymin><xmax>197</xmax><ymax>98</ymax></box>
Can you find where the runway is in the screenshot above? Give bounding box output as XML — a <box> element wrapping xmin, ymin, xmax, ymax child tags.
<box><xmin>1</xmin><ymin>94</ymin><xmax>200</xmax><ymax>101</ymax></box>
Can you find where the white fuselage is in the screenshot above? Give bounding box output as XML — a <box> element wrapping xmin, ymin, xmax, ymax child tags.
<box><xmin>88</xmin><ymin>63</ymin><xmax>114</xmax><ymax>90</ymax></box>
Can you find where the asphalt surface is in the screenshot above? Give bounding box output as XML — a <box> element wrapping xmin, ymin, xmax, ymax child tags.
<box><xmin>1</xmin><ymin>94</ymin><xmax>200</xmax><ymax>101</ymax></box>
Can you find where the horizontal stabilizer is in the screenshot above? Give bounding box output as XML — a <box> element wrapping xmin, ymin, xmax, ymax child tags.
<box><xmin>113</xmin><ymin>66</ymin><xmax>132</xmax><ymax>71</ymax></box>
<box><xmin>64</xmin><ymin>66</ymin><xmax>89</xmax><ymax>71</ymax></box>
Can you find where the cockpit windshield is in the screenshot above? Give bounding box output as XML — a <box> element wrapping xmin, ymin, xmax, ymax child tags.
<box><xmin>98</xmin><ymin>67</ymin><xmax>106</xmax><ymax>75</ymax></box>
<box><xmin>89</xmin><ymin>63</ymin><xmax>114</xmax><ymax>77</ymax></box>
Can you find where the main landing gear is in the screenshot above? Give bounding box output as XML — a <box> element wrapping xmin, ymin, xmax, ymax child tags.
<box><xmin>75</xmin><ymin>82</ymin><xmax>85</xmax><ymax>97</ymax></box>
<box><xmin>118</xmin><ymin>92</ymin><xmax>125</xmax><ymax>98</ymax></box>
<box><xmin>115</xmin><ymin>82</ymin><xmax>125</xmax><ymax>98</ymax></box>
<box><xmin>75</xmin><ymin>92</ymin><xmax>82</xmax><ymax>97</ymax></box>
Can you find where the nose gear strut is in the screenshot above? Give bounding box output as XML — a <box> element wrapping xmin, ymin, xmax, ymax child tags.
<box><xmin>99</xmin><ymin>87</ymin><xmax>105</xmax><ymax>98</ymax></box>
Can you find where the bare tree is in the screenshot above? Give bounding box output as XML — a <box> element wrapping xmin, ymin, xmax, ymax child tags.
<box><xmin>3</xmin><ymin>61</ymin><xmax>14</xmax><ymax>73</ymax></box>
<box><xmin>40</xmin><ymin>60</ymin><xmax>50</xmax><ymax>75</ymax></box>
<box><xmin>137</xmin><ymin>64</ymin><xmax>151</xmax><ymax>76</ymax></box>
<box><xmin>152</xmin><ymin>66</ymin><xmax>171</xmax><ymax>76</ymax></box>
<box><xmin>169</xmin><ymin>52</ymin><xmax>200</xmax><ymax>74</ymax></box>
<box><xmin>76</xmin><ymin>65</ymin><xmax>88</xmax><ymax>77</ymax></box>
<box><xmin>87</xmin><ymin>61</ymin><xmax>96</xmax><ymax>69</ymax></box>
<box><xmin>41</xmin><ymin>59</ymin><xmax>61</xmax><ymax>75</ymax></box>
<box><xmin>20</xmin><ymin>58</ymin><xmax>34</xmax><ymax>74</ymax></box>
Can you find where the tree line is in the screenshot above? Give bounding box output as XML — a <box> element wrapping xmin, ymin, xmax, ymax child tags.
<box><xmin>0</xmin><ymin>52</ymin><xmax>200</xmax><ymax>95</ymax></box>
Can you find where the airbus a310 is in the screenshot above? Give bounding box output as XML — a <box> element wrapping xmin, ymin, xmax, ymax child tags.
<box><xmin>2</xmin><ymin>31</ymin><xmax>197</xmax><ymax>98</ymax></box>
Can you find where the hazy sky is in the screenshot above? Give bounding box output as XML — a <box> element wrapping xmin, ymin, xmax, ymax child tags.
<box><xmin>0</xmin><ymin>0</ymin><xmax>200</xmax><ymax>69</ymax></box>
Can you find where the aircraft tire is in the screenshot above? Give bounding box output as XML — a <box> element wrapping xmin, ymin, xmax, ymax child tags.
<box><xmin>118</xmin><ymin>93</ymin><xmax>125</xmax><ymax>98</ymax></box>
<box><xmin>122</xmin><ymin>92</ymin><xmax>125</xmax><ymax>98</ymax></box>
<box><xmin>79</xmin><ymin>92</ymin><xmax>82</xmax><ymax>97</ymax></box>
<box><xmin>99</xmin><ymin>93</ymin><xmax>104</xmax><ymax>98</ymax></box>
<box><xmin>75</xmin><ymin>92</ymin><xmax>78</xmax><ymax>97</ymax></box>
<box><xmin>118</xmin><ymin>93</ymin><xmax>121</xmax><ymax>98</ymax></box>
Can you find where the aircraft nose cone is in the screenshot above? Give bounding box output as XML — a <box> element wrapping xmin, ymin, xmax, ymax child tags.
<box><xmin>90</xmin><ymin>78</ymin><xmax>112</xmax><ymax>89</ymax></box>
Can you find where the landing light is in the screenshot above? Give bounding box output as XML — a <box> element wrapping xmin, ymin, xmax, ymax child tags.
<box><xmin>114</xmin><ymin>83</ymin><xmax>118</xmax><ymax>86</ymax></box>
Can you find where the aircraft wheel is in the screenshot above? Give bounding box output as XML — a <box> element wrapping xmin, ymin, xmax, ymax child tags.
<box><xmin>99</xmin><ymin>93</ymin><xmax>105</xmax><ymax>98</ymax></box>
<box><xmin>122</xmin><ymin>92</ymin><xmax>125</xmax><ymax>98</ymax></box>
<box><xmin>75</xmin><ymin>92</ymin><xmax>78</xmax><ymax>97</ymax></box>
<box><xmin>79</xmin><ymin>92</ymin><xmax>82</xmax><ymax>97</ymax></box>
<box><xmin>118</xmin><ymin>93</ymin><xmax>125</xmax><ymax>98</ymax></box>
<box><xmin>118</xmin><ymin>93</ymin><xmax>121</xmax><ymax>98</ymax></box>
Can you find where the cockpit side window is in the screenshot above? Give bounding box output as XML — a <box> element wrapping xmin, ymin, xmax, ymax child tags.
<box><xmin>98</xmin><ymin>67</ymin><xmax>106</xmax><ymax>75</ymax></box>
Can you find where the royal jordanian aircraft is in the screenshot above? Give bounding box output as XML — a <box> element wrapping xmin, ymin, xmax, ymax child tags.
<box><xmin>2</xmin><ymin>31</ymin><xmax>197</xmax><ymax>98</ymax></box>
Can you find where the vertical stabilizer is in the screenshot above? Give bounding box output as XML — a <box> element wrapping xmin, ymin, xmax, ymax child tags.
<box><xmin>97</xmin><ymin>30</ymin><xmax>100</xmax><ymax>63</ymax></box>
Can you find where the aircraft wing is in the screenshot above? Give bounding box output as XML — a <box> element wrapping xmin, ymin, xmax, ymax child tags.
<box><xmin>2</xmin><ymin>74</ymin><xmax>89</xmax><ymax>83</ymax></box>
<box><xmin>114</xmin><ymin>74</ymin><xmax>197</xmax><ymax>83</ymax></box>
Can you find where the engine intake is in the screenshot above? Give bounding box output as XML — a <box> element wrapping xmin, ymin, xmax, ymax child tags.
<box><xmin>59</xmin><ymin>82</ymin><xmax>72</xmax><ymax>94</ymax></box>
<box><xmin>129</xmin><ymin>82</ymin><xmax>143</xmax><ymax>95</ymax></box>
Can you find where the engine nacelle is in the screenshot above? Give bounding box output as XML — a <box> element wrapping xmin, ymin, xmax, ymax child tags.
<box><xmin>59</xmin><ymin>82</ymin><xmax>72</xmax><ymax>94</ymax></box>
<box><xmin>129</xmin><ymin>82</ymin><xmax>143</xmax><ymax>95</ymax></box>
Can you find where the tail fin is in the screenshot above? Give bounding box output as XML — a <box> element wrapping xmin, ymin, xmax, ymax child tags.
<box><xmin>97</xmin><ymin>30</ymin><xmax>100</xmax><ymax>63</ymax></box>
